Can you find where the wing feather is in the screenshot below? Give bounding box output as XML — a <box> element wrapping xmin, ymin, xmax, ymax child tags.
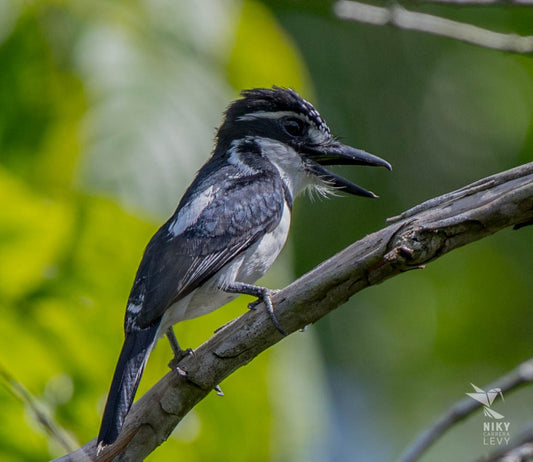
<box><xmin>127</xmin><ymin>161</ymin><xmax>286</xmax><ymax>330</ymax></box>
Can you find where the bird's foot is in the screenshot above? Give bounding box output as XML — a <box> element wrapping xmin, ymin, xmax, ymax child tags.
<box><xmin>168</xmin><ymin>348</ymin><xmax>194</xmax><ymax>372</ymax></box>
<box><xmin>170</xmin><ymin>362</ymin><xmax>223</xmax><ymax>396</ymax></box>
<box><xmin>223</xmin><ymin>282</ymin><xmax>286</xmax><ymax>336</ymax></box>
<box><xmin>248</xmin><ymin>289</ymin><xmax>286</xmax><ymax>336</ymax></box>
<box><xmin>166</xmin><ymin>326</ymin><xmax>195</xmax><ymax>373</ymax></box>
<box><xmin>247</xmin><ymin>289</ymin><xmax>279</xmax><ymax>310</ymax></box>
<box><xmin>175</xmin><ymin>366</ymin><xmax>188</xmax><ymax>377</ymax></box>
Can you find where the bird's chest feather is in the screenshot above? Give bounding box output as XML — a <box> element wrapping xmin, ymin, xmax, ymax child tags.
<box><xmin>235</xmin><ymin>201</ymin><xmax>291</xmax><ymax>283</ymax></box>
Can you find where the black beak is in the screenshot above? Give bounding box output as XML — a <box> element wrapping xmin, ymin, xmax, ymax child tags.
<box><xmin>305</xmin><ymin>141</ymin><xmax>391</xmax><ymax>198</ymax></box>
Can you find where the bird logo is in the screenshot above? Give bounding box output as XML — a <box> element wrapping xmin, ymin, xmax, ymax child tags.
<box><xmin>466</xmin><ymin>383</ymin><xmax>505</xmax><ymax>419</ymax></box>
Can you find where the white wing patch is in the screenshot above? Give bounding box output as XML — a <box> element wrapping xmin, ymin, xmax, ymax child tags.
<box><xmin>127</xmin><ymin>292</ymin><xmax>144</xmax><ymax>315</ymax></box>
<box><xmin>169</xmin><ymin>186</ymin><xmax>216</xmax><ymax>237</ymax></box>
<box><xmin>127</xmin><ymin>302</ymin><xmax>142</xmax><ymax>315</ymax></box>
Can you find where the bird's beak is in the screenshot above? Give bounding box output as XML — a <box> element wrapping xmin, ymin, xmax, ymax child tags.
<box><xmin>305</xmin><ymin>141</ymin><xmax>392</xmax><ymax>198</ymax></box>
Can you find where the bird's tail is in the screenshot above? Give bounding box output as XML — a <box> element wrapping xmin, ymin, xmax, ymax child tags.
<box><xmin>97</xmin><ymin>323</ymin><xmax>160</xmax><ymax>451</ymax></box>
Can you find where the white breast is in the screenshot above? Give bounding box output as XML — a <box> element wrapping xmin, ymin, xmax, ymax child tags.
<box><xmin>235</xmin><ymin>201</ymin><xmax>291</xmax><ymax>284</ymax></box>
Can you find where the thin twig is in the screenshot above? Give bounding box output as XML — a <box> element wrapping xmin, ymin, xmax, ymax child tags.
<box><xmin>407</xmin><ymin>0</ymin><xmax>533</xmax><ymax>5</ymax></box>
<box><xmin>478</xmin><ymin>424</ymin><xmax>533</xmax><ymax>461</ymax></box>
<box><xmin>0</xmin><ymin>365</ymin><xmax>78</xmax><ymax>453</ymax></box>
<box><xmin>397</xmin><ymin>358</ymin><xmax>533</xmax><ymax>462</ymax></box>
<box><xmin>496</xmin><ymin>443</ymin><xmax>533</xmax><ymax>462</ymax></box>
<box><xmin>334</xmin><ymin>0</ymin><xmax>533</xmax><ymax>54</ymax></box>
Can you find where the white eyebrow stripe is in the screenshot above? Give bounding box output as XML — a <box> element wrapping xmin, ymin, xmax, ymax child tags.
<box><xmin>238</xmin><ymin>110</ymin><xmax>331</xmax><ymax>135</ymax></box>
<box><xmin>238</xmin><ymin>110</ymin><xmax>306</xmax><ymax>121</ymax></box>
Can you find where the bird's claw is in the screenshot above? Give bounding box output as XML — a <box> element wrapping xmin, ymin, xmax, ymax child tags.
<box><xmin>247</xmin><ymin>300</ymin><xmax>259</xmax><ymax>311</ymax></box>
<box><xmin>214</xmin><ymin>384</ymin><xmax>224</xmax><ymax>396</ymax></box>
<box><xmin>247</xmin><ymin>289</ymin><xmax>280</xmax><ymax>311</ymax></box>
<box><xmin>248</xmin><ymin>289</ymin><xmax>286</xmax><ymax>336</ymax></box>
<box><xmin>175</xmin><ymin>366</ymin><xmax>188</xmax><ymax>377</ymax></box>
<box><xmin>168</xmin><ymin>348</ymin><xmax>194</xmax><ymax>371</ymax></box>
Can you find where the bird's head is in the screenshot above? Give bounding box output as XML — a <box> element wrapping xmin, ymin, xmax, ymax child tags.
<box><xmin>215</xmin><ymin>86</ymin><xmax>391</xmax><ymax>198</ymax></box>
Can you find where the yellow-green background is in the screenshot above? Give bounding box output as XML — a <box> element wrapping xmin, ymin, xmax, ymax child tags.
<box><xmin>1</xmin><ymin>1</ymin><xmax>532</xmax><ymax>460</ymax></box>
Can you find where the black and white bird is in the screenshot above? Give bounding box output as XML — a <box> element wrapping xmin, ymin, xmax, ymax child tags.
<box><xmin>97</xmin><ymin>86</ymin><xmax>391</xmax><ymax>449</ymax></box>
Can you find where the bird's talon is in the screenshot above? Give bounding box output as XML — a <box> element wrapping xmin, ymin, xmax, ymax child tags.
<box><xmin>246</xmin><ymin>289</ymin><xmax>286</xmax><ymax>335</ymax></box>
<box><xmin>168</xmin><ymin>348</ymin><xmax>194</xmax><ymax>370</ymax></box>
<box><xmin>175</xmin><ymin>366</ymin><xmax>188</xmax><ymax>377</ymax></box>
<box><xmin>214</xmin><ymin>384</ymin><xmax>224</xmax><ymax>396</ymax></box>
<box><xmin>262</xmin><ymin>290</ymin><xmax>286</xmax><ymax>336</ymax></box>
<box><xmin>272</xmin><ymin>316</ymin><xmax>287</xmax><ymax>336</ymax></box>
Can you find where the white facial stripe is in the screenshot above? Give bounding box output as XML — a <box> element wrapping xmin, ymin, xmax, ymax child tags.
<box><xmin>239</xmin><ymin>111</ymin><xmax>322</xmax><ymax>132</ymax></box>
<box><xmin>240</xmin><ymin>112</ymin><xmax>329</xmax><ymax>146</ymax></box>
<box><xmin>250</xmin><ymin>137</ymin><xmax>313</xmax><ymax>195</ymax></box>
<box><xmin>308</xmin><ymin>126</ymin><xmax>329</xmax><ymax>144</ymax></box>
<box><xmin>238</xmin><ymin>109</ymin><xmax>330</xmax><ymax>135</ymax></box>
<box><xmin>238</xmin><ymin>110</ymin><xmax>304</xmax><ymax>121</ymax></box>
<box><xmin>169</xmin><ymin>186</ymin><xmax>216</xmax><ymax>236</ymax></box>
<box><xmin>227</xmin><ymin>140</ymin><xmax>258</xmax><ymax>175</ymax></box>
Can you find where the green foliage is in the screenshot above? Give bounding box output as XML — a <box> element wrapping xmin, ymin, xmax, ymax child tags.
<box><xmin>1</xmin><ymin>1</ymin><xmax>533</xmax><ymax>461</ymax></box>
<box><xmin>0</xmin><ymin>1</ymin><xmax>320</xmax><ymax>461</ymax></box>
<box><xmin>227</xmin><ymin>0</ymin><xmax>311</xmax><ymax>94</ymax></box>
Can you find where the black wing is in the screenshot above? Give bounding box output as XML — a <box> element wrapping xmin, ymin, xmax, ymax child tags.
<box><xmin>128</xmin><ymin>161</ymin><xmax>286</xmax><ymax>330</ymax></box>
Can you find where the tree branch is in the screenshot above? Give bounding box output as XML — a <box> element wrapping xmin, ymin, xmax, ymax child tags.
<box><xmin>397</xmin><ymin>357</ymin><xmax>533</xmax><ymax>462</ymax></box>
<box><xmin>404</xmin><ymin>0</ymin><xmax>533</xmax><ymax>6</ymax></box>
<box><xmin>334</xmin><ymin>0</ymin><xmax>533</xmax><ymax>54</ymax></box>
<box><xmin>405</xmin><ymin>0</ymin><xmax>533</xmax><ymax>7</ymax></box>
<box><xmin>56</xmin><ymin>162</ymin><xmax>533</xmax><ymax>461</ymax></box>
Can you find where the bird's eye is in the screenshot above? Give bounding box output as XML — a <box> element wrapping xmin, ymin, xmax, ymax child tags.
<box><xmin>283</xmin><ymin>118</ymin><xmax>305</xmax><ymax>137</ymax></box>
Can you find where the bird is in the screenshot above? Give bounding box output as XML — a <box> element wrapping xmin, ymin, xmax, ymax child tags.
<box><xmin>466</xmin><ymin>384</ymin><xmax>505</xmax><ymax>419</ymax></box>
<box><xmin>97</xmin><ymin>86</ymin><xmax>391</xmax><ymax>450</ymax></box>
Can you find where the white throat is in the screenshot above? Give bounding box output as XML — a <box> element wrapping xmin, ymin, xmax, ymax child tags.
<box><xmin>253</xmin><ymin>137</ymin><xmax>315</xmax><ymax>197</ymax></box>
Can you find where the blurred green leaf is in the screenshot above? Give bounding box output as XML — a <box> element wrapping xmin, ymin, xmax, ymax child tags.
<box><xmin>0</xmin><ymin>1</ymin><xmax>316</xmax><ymax>461</ymax></box>
<box><xmin>0</xmin><ymin>167</ymin><xmax>72</xmax><ymax>300</ymax></box>
<box><xmin>228</xmin><ymin>0</ymin><xmax>312</xmax><ymax>95</ymax></box>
